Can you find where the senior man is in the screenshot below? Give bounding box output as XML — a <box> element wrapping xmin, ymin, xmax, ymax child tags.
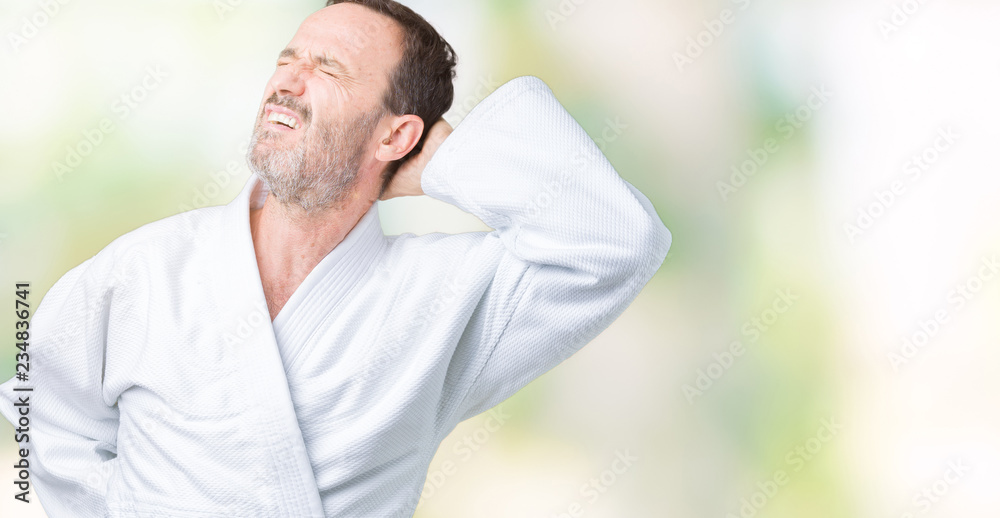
<box><xmin>0</xmin><ymin>0</ymin><xmax>671</xmax><ymax>516</ymax></box>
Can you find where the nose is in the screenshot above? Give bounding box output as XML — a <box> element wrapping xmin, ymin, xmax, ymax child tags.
<box><xmin>269</xmin><ymin>63</ymin><xmax>306</xmax><ymax>97</ymax></box>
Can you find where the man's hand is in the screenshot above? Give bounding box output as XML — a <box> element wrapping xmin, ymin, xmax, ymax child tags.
<box><xmin>380</xmin><ymin>118</ymin><xmax>453</xmax><ymax>200</ymax></box>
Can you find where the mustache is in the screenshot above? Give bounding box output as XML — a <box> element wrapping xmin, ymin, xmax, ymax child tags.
<box><xmin>260</xmin><ymin>93</ymin><xmax>312</xmax><ymax>126</ymax></box>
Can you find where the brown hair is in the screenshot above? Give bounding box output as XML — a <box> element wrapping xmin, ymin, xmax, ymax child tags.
<box><xmin>325</xmin><ymin>0</ymin><xmax>457</xmax><ymax>190</ymax></box>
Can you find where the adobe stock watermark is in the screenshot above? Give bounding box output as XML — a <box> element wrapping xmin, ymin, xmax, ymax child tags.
<box><xmin>220</xmin><ymin>299</ymin><xmax>271</xmax><ymax>349</ymax></box>
<box><xmin>63</xmin><ymin>458</ymin><xmax>118</xmax><ymax>512</ymax></box>
<box><xmin>545</xmin><ymin>0</ymin><xmax>593</xmax><ymax>30</ymax></box>
<box><xmin>44</xmin><ymin>246</ymin><xmax>145</xmax><ymax>354</ymax></box>
<box><xmin>887</xmin><ymin>254</ymin><xmax>997</xmax><ymax>371</ymax></box>
<box><xmin>879</xmin><ymin>0</ymin><xmax>933</xmax><ymax>41</ymax></box>
<box><xmin>179</xmin><ymin>139</ymin><xmax>251</xmax><ymax>212</ymax></box>
<box><xmin>29</xmin><ymin>249</ymin><xmax>138</xmax><ymax>361</ymax></box>
<box><xmin>136</xmin><ymin>400</ymin><xmax>181</xmax><ymax>437</ymax></box>
<box><xmin>716</xmin><ymin>85</ymin><xmax>832</xmax><ymax>202</ymax></box>
<box><xmin>844</xmin><ymin>127</ymin><xmax>959</xmax><ymax>244</ymax></box>
<box><xmin>726</xmin><ymin>417</ymin><xmax>842</xmax><ymax>518</ymax></box>
<box><xmin>523</xmin><ymin>116</ymin><xmax>628</xmax><ymax>220</ymax></box>
<box><xmin>673</xmin><ymin>0</ymin><xmax>752</xmax><ymax>73</ymax></box>
<box><xmin>339</xmin><ymin>9</ymin><xmax>396</xmax><ymax>56</ymax></box>
<box><xmin>444</xmin><ymin>75</ymin><xmax>502</xmax><ymax>127</ymax></box>
<box><xmin>51</xmin><ymin>65</ymin><xmax>169</xmax><ymax>183</ymax></box>
<box><xmin>682</xmin><ymin>288</ymin><xmax>799</xmax><ymax>404</ymax></box>
<box><xmin>6</xmin><ymin>0</ymin><xmax>74</xmax><ymax>53</ymax></box>
<box><xmin>896</xmin><ymin>459</ymin><xmax>970</xmax><ymax>517</ymax></box>
<box><xmin>209</xmin><ymin>299</ymin><xmax>270</xmax><ymax>376</ymax></box>
<box><xmin>213</xmin><ymin>0</ymin><xmax>245</xmax><ymax>21</ymax></box>
<box><xmin>556</xmin><ymin>261</ymin><xmax>669</xmax><ymax>362</ymax></box>
<box><xmin>360</xmin><ymin>266</ymin><xmax>474</xmax><ymax>384</ymax></box>
<box><xmin>549</xmin><ymin>449</ymin><xmax>638</xmax><ymax>518</ymax></box>
<box><xmin>417</xmin><ymin>405</ymin><xmax>512</xmax><ymax>507</ymax></box>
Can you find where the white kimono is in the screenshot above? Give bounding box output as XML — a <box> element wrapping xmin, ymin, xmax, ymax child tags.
<box><xmin>0</xmin><ymin>76</ymin><xmax>671</xmax><ymax>517</ymax></box>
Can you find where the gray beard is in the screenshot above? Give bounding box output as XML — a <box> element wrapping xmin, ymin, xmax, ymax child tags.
<box><xmin>246</xmin><ymin>107</ymin><xmax>384</xmax><ymax>213</ymax></box>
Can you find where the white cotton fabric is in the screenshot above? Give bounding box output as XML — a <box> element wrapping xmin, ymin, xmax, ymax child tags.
<box><xmin>0</xmin><ymin>76</ymin><xmax>671</xmax><ymax>517</ymax></box>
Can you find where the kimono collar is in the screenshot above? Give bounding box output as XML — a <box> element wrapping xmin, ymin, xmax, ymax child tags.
<box><xmin>228</xmin><ymin>174</ymin><xmax>388</xmax><ymax>354</ymax></box>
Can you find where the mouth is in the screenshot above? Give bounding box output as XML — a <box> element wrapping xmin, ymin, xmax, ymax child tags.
<box><xmin>263</xmin><ymin>104</ymin><xmax>304</xmax><ymax>131</ymax></box>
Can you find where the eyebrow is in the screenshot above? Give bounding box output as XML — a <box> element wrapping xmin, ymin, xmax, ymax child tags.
<box><xmin>279</xmin><ymin>47</ymin><xmax>349</xmax><ymax>75</ymax></box>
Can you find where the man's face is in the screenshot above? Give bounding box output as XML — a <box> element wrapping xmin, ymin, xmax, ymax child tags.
<box><xmin>247</xmin><ymin>4</ymin><xmax>404</xmax><ymax>212</ymax></box>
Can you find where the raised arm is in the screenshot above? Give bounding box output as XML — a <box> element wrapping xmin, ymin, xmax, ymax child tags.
<box><xmin>388</xmin><ymin>76</ymin><xmax>671</xmax><ymax>423</ymax></box>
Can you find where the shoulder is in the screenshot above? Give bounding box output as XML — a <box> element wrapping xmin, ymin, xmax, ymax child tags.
<box><xmin>73</xmin><ymin>205</ymin><xmax>228</xmax><ymax>289</ymax></box>
<box><xmin>35</xmin><ymin>204</ymin><xmax>233</xmax><ymax>326</ymax></box>
<box><xmin>110</xmin><ymin>205</ymin><xmax>224</xmax><ymax>255</ymax></box>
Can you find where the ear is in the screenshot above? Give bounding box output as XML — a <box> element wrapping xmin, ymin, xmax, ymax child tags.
<box><xmin>375</xmin><ymin>114</ymin><xmax>424</xmax><ymax>162</ymax></box>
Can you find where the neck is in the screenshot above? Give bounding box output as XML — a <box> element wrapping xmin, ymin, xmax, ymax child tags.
<box><xmin>249</xmin><ymin>183</ymin><xmax>377</xmax><ymax>320</ymax></box>
<box><xmin>253</xmin><ymin>198</ymin><xmax>367</xmax><ymax>258</ymax></box>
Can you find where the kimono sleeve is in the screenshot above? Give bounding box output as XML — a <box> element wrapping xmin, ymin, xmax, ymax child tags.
<box><xmin>0</xmin><ymin>254</ymin><xmax>121</xmax><ymax>518</ymax></box>
<box><xmin>421</xmin><ymin>76</ymin><xmax>672</xmax><ymax>422</ymax></box>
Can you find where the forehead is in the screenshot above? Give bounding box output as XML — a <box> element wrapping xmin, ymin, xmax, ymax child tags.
<box><xmin>288</xmin><ymin>4</ymin><xmax>404</xmax><ymax>81</ymax></box>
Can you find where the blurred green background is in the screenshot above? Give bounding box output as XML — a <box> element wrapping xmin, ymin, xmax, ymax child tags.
<box><xmin>1</xmin><ymin>0</ymin><xmax>999</xmax><ymax>516</ymax></box>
